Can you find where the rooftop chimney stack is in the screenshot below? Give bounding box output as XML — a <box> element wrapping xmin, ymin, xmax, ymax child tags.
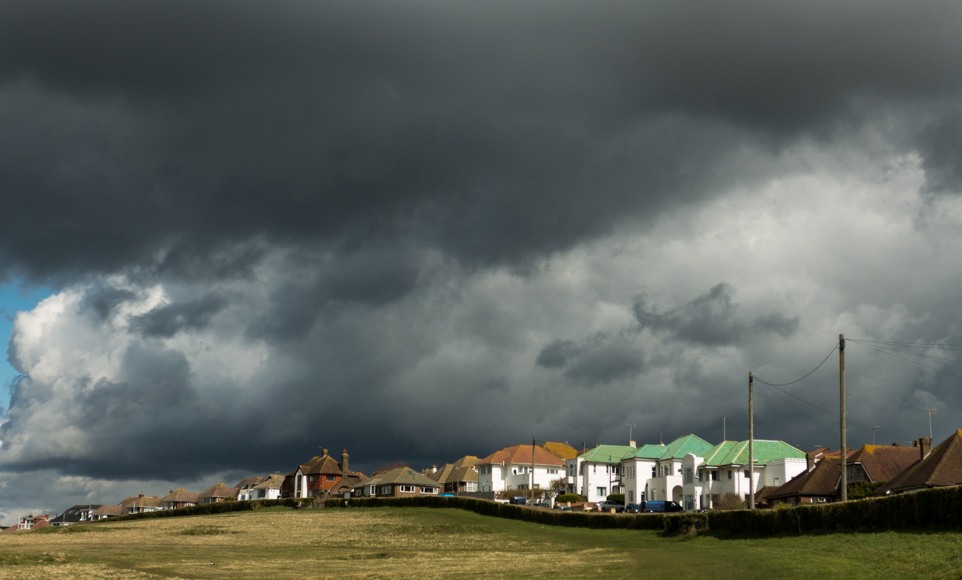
<box><xmin>919</xmin><ymin>437</ymin><xmax>932</xmax><ymax>460</ymax></box>
<box><xmin>322</xmin><ymin>448</ymin><xmax>328</xmax><ymax>457</ymax></box>
<box><xmin>341</xmin><ymin>450</ymin><xmax>349</xmax><ymax>474</ymax></box>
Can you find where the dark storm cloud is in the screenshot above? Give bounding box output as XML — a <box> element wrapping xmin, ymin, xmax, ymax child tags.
<box><xmin>537</xmin><ymin>334</ymin><xmax>644</xmax><ymax>384</ymax></box>
<box><xmin>130</xmin><ymin>294</ymin><xmax>227</xmax><ymax>338</ymax></box>
<box><xmin>633</xmin><ymin>283</ymin><xmax>799</xmax><ymax>345</ymax></box>
<box><xmin>0</xmin><ymin>0</ymin><xmax>961</xmax><ymax>282</ymax></box>
<box><xmin>80</xmin><ymin>286</ymin><xmax>137</xmax><ymax>321</ymax></box>
<box><xmin>919</xmin><ymin>112</ymin><xmax>962</xmax><ymax>193</ymax></box>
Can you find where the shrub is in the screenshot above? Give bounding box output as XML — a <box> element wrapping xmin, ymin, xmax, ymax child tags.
<box><xmin>714</xmin><ymin>493</ymin><xmax>747</xmax><ymax>511</ymax></box>
<box><xmin>556</xmin><ymin>494</ymin><xmax>585</xmax><ymax>504</ymax></box>
<box><xmin>607</xmin><ymin>494</ymin><xmax>625</xmax><ymax>504</ymax></box>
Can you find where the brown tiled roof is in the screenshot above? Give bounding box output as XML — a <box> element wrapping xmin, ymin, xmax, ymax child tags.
<box><xmin>477</xmin><ymin>445</ymin><xmax>564</xmax><ymax>467</ymax></box>
<box><xmin>754</xmin><ymin>485</ymin><xmax>781</xmax><ymax>506</ymax></box>
<box><xmin>767</xmin><ymin>457</ymin><xmax>841</xmax><ymax>501</ymax></box>
<box><xmin>252</xmin><ymin>474</ymin><xmax>285</xmax><ymax>490</ymax></box>
<box><xmin>161</xmin><ymin>489</ymin><xmax>201</xmax><ymax>503</ymax></box>
<box><xmin>235</xmin><ymin>477</ymin><xmax>266</xmax><ymax>489</ymax></box>
<box><xmin>119</xmin><ymin>495</ymin><xmax>163</xmax><ymax>508</ymax></box>
<box><xmin>91</xmin><ymin>505</ymin><xmax>125</xmax><ymax>517</ymax></box>
<box><xmin>542</xmin><ymin>442</ymin><xmax>579</xmax><ymax>461</ymax></box>
<box><xmin>427</xmin><ymin>456</ymin><xmax>479</xmax><ymax>484</ymax></box>
<box><xmin>876</xmin><ymin>430</ymin><xmax>962</xmax><ymax>495</ymax></box>
<box><xmin>356</xmin><ymin>467</ymin><xmax>443</xmax><ymax>489</ymax></box>
<box><xmin>198</xmin><ymin>483</ymin><xmax>239</xmax><ymax>499</ymax></box>
<box><xmin>847</xmin><ymin>445</ymin><xmax>920</xmax><ymax>483</ymax></box>
<box><xmin>299</xmin><ymin>454</ymin><xmax>343</xmax><ymax>476</ymax></box>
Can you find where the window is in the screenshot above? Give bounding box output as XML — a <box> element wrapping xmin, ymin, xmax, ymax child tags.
<box><xmin>628</xmin><ymin>491</ymin><xmax>634</xmax><ymax>502</ymax></box>
<box><xmin>684</xmin><ymin>495</ymin><xmax>693</xmax><ymax>510</ymax></box>
<box><xmin>326</xmin><ymin>475</ymin><xmax>337</xmax><ymax>482</ymax></box>
<box><xmin>711</xmin><ymin>471</ymin><xmax>718</xmax><ymax>481</ymax></box>
<box><xmin>380</xmin><ymin>486</ymin><xmax>392</xmax><ymax>495</ymax></box>
<box><xmin>652</xmin><ymin>466</ymin><xmax>657</xmax><ymax>477</ymax></box>
<box><xmin>597</xmin><ymin>487</ymin><xmax>607</xmax><ymax>497</ymax></box>
<box><xmin>399</xmin><ymin>485</ymin><xmax>414</xmax><ymax>493</ymax></box>
<box><xmin>727</xmin><ymin>470</ymin><xmax>732</xmax><ymax>480</ymax></box>
<box><xmin>308</xmin><ymin>475</ymin><xmax>317</xmax><ymax>483</ymax></box>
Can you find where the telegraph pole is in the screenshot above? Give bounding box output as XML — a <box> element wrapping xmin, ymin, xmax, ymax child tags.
<box><xmin>839</xmin><ymin>334</ymin><xmax>847</xmax><ymax>502</ymax></box>
<box><xmin>748</xmin><ymin>372</ymin><xmax>755</xmax><ymax>510</ymax></box>
<box><xmin>531</xmin><ymin>437</ymin><xmax>536</xmax><ymax>501</ymax></box>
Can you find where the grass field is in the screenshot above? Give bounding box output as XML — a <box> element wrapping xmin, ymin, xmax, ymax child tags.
<box><xmin>2</xmin><ymin>506</ymin><xmax>962</xmax><ymax>579</ymax></box>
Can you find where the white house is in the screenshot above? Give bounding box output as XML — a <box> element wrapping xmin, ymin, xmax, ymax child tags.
<box><xmin>565</xmin><ymin>445</ymin><xmax>638</xmax><ymax>503</ymax></box>
<box><xmin>641</xmin><ymin>434</ymin><xmax>714</xmax><ymax>505</ymax></box>
<box><xmin>477</xmin><ymin>445</ymin><xmax>565</xmax><ymax>493</ymax></box>
<box><xmin>620</xmin><ymin>443</ymin><xmax>667</xmax><ymax>505</ymax></box>
<box><xmin>684</xmin><ymin>440</ymin><xmax>806</xmax><ymax>510</ymax></box>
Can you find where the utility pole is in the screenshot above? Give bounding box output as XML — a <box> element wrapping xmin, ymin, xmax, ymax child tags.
<box><xmin>839</xmin><ymin>334</ymin><xmax>847</xmax><ymax>502</ymax></box>
<box><xmin>923</xmin><ymin>409</ymin><xmax>936</xmax><ymax>440</ymax></box>
<box><xmin>748</xmin><ymin>372</ymin><xmax>755</xmax><ymax>510</ymax></box>
<box><xmin>871</xmin><ymin>426</ymin><xmax>879</xmax><ymax>445</ymax></box>
<box><xmin>531</xmin><ymin>437</ymin><xmax>536</xmax><ymax>501</ymax></box>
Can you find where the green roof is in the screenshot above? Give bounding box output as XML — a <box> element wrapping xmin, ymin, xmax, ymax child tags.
<box><xmin>631</xmin><ymin>444</ymin><xmax>668</xmax><ymax>460</ymax></box>
<box><xmin>579</xmin><ymin>445</ymin><xmax>638</xmax><ymax>464</ymax></box>
<box><xmin>658</xmin><ymin>434</ymin><xmax>713</xmax><ymax>460</ymax></box>
<box><xmin>704</xmin><ymin>440</ymin><xmax>805</xmax><ymax>466</ymax></box>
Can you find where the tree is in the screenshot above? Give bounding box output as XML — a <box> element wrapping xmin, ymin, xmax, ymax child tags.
<box><xmin>549</xmin><ymin>478</ymin><xmax>566</xmax><ymax>491</ymax></box>
<box><xmin>715</xmin><ymin>493</ymin><xmax>747</xmax><ymax>510</ymax></box>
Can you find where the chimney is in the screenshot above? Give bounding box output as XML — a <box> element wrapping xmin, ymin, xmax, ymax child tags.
<box><xmin>919</xmin><ymin>437</ymin><xmax>932</xmax><ymax>460</ymax></box>
<box><xmin>629</xmin><ymin>440</ymin><xmax>636</xmax><ymax>448</ymax></box>
<box><xmin>170</xmin><ymin>489</ymin><xmax>174</xmax><ymax>494</ymax></box>
<box><xmin>322</xmin><ymin>448</ymin><xmax>329</xmax><ymax>457</ymax></box>
<box><xmin>892</xmin><ymin>442</ymin><xmax>900</xmax><ymax>447</ymax></box>
<box><xmin>341</xmin><ymin>450</ymin><xmax>349</xmax><ymax>474</ymax></box>
<box><xmin>139</xmin><ymin>493</ymin><xmax>145</xmax><ymax>498</ymax></box>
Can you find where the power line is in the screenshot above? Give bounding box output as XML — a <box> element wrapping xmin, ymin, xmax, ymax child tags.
<box><xmin>848</xmin><ymin>340</ymin><xmax>962</xmax><ymax>381</ymax></box>
<box><xmin>753</xmin><ymin>343</ymin><xmax>839</xmax><ymax>387</ymax></box>
<box><xmin>847</xmin><ymin>339</ymin><xmax>962</xmax><ymax>364</ymax></box>
<box><xmin>849</xmin><ymin>339</ymin><xmax>962</xmax><ymax>351</ymax></box>
<box><xmin>763</xmin><ymin>384</ymin><xmax>837</xmax><ymax>438</ymax></box>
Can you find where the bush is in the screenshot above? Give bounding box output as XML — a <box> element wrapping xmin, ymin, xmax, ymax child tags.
<box><xmin>607</xmin><ymin>494</ymin><xmax>625</xmax><ymax>504</ymax></box>
<box><xmin>556</xmin><ymin>494</ymin><xmax>585</xmax><ymax>504</ymax></box>
<box><xmin>714</xmin><ymin>493</ymin><xmax>747</xmax><ymax>511</ymax></box>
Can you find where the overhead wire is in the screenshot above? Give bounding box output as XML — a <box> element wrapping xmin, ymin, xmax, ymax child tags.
<box><xmin>848</xmin><ymin>340</ymin><xmax>962</xmax><ymax>382</ymax></box>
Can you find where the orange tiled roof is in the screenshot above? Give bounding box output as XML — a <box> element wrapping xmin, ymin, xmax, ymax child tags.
<box><xmin>477</xmin><ymin>445</ymin><xmax>564</xmax><ymax>467</ymax></box>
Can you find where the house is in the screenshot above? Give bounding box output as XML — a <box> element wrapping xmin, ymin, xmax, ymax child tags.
<box><xmin>622</xmin><ymin>435</ymin><xmax>714</xmax><ymax>505</ymax></box>
<box><xmin>90</xmin><ymin>505</ymin><xmax>125</xmax><ymax>520</ymax></box>
<box><xmin>162</xmin><ymin>488</ymin><xmax>201</xmax><ymax>509</ymax></box>
<box><xmin>198</xmin><ymin>483</ymin><xmax>239</xmax><ymax>504</ymax></box>
<box><xmin>239</xmin><ymin>474</ymin><xmax>285</xmax><ymax>501</ymax></box>
<box><xmin>283</xmin><ymin>448</ymin><xmax>364</xmax><ymax>499</ymax></box>
<box><xmin>766</xmin><ymin>456</ymin><xmax>844</xmax><ymax>506</ymax></box>
<box><xmin>426</xmin><ymin>456</ymin><xmax>481</xmax><ymax>493</ymax></box>
<box><xmin>685</xmin><ymin>439</ymin><xmax>806</xmax><ymax>510</ymax></box>
<box><xmin>876</xmin><ymin>433</ymin><xmax>962</xmax><ymax>495</ymax></box>
<box><xmin>477</xmin><ymin>445</ymin><xmax>565</xmax><ymax>493</ymax></box>
<box><xmin>618</xmin><ymin>443</ymin><xmax>667</xmax><ymax>504</ymax></box>
<box><xmin>565</xmin><ymin>445</ymin><xmax>637</xmax><ymax>503</ymax></box>
<box><xmin>234</xmin><ymin>476</ymin><xmax>267</xmax><ymax>499</ymax></box>
<box><xmin>119</xmin><ymin>494</ymin><xmax>164</xmax><ymax>514</ymax></box>
<box><xmin>17</xmin><ymin>513</ymin><xmax>50</xmax><ymax>530</ymax></box>
<box><xmin>352</xmin><ymin>467</ymin><xmax>441</xmax><ymax>497</ymax></box>
<box><xmin>49</xmin><ymin>505</ymin><xmax>102</xmax><ymax>526</ymax></box>
<box><xmin>845</xmin><ymin>443</ymin><xmax>922</xmax><ymax>491</ymax></box>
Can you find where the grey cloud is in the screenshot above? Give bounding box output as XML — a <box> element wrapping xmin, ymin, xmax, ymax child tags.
<box><xmin>80</xmin><ymin>286</ymin><xmax>137</xmax><ymax>321</ymax></box>
<box><xmin>920</xmin><ymin>112</ymin><xmax>962</xmax><ymax>193</ymax></box>
<box><xmin>563</xmin><ymin>344</ymin><xmax>644</xmax><ymax>384</ymax></box>
<box><xmin>536</xmin><ymin>339</ymin><xmax>581</xmax><ymax>369</ymax></box>
<box><xmin>0</xmin><ymin>1</ymin><xmax>960</xmax><ymax>284</ymax></box>
<box><xmin>130</xmin><ymin>294</ymin><xmax>227</xmax><ymax>338</ymax></box>
<box><xmin>633</xmin><ymin>283</ymin><xmax>799</xmax><ymax>345</ymax></box>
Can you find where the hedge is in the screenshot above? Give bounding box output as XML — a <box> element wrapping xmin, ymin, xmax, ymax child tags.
<box><xmin>327</xmin><ymin>484</ymin><xmax>962</xmax><ymax>536</ymax></box>
<box><xmin>103</xmin><ymin>497</ymin><xmax>313</xmax><ymax>522</ymax></box>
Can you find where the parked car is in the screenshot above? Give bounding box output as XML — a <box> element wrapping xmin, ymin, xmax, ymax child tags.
<box><xmin>638</xmin><ymin>501</ymin><xmax>683</xmax><ymax>513</ymax></box>
<box><xmin>532</xmin><ymin>501</ymin><xmax>551</xmax><ymax>508</ymax></box>
<box><xmin>554</xmin><ymin>505</ymin><xmax>572</xmax><ymax>511</ymax></box>
<box><xmin>594</xmin><ymin>501</ymin><xmax>624</xmax><ymax>513</ymax></box>
<box><xmin>509</xmin><ymin>496</ymin><xmax>528</xmax><ymax>505</ymax></box>
<box><xmin>624</xmin><ymin>503</ymin><xmax>643</xmax><ymax>513</ymax></box>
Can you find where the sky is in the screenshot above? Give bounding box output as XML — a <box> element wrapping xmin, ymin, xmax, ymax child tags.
<box><xmin>3</xmin><ymin>0</ymin><xmax>962</xmax><ymax>524</ymax></box>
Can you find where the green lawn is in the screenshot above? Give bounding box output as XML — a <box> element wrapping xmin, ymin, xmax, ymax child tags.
<box><xmin>1</xmin><ymin>506</ymin><xmax>961</xmax><ymax>579</ymax></box>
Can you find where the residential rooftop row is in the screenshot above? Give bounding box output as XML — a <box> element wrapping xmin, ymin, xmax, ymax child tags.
<box><xmin>5</xmin><ymin>431</ymin><xmax>962</xmax><ymax>530</ymax></box>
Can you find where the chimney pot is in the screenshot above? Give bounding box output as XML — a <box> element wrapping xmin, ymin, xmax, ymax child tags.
<box><xmin>322</xmin><ymin>448</ymin><xmax>328</xmax><ymax>456</ymax></box>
